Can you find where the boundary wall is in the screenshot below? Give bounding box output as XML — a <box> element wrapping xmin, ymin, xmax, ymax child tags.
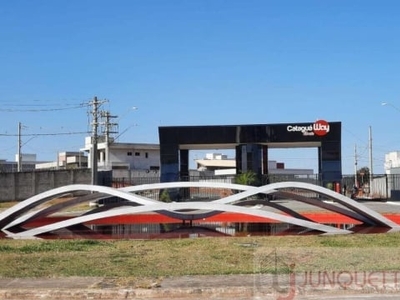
<box><xmin>0</xmin><ymin>169</ymin><xmax>111</xmax><ymax>202</ymax></box>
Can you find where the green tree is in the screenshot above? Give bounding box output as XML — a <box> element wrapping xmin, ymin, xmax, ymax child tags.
<box><xmin>159</xmin><ymin>189</ymin><xmax>172</xmax><ymax>203</ymax></box>
<box><xmin>234</xmin><ymin>170</ymin><xmax>259</xmax><ymax>186</ymax></box>
<box><xmin>357</xmin><ymin>167</ymin><xmax>370</xmax><ymax>186</ymax></box>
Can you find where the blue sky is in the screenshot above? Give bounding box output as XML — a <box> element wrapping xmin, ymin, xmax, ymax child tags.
<box><xmin>1</xmin><ymin>0</ymin><xmax>400</xmax><ymax>174</ymax></box>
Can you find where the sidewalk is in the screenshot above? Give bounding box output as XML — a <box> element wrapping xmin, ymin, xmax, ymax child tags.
<box><xmin>1</xmin><ymin>274</ymin><xmax>400</xmax><ymax>300</ymax></box>
<box><xmin>0</xmin><ymin>275</ymin><xmax>253</xmax><ymax>300</ymax></box>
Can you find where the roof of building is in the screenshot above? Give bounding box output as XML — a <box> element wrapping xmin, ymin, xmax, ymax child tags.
<box><xmin>107</xmin><ymin>142</ymin><xmax>160</xmax><ymax>150</ymax></box>
<box><xmin>81</xmin><ymin>140</ymin><xmax>160</xmax><ymax>151</ymax></box>
<box><xmin>196</xmin><ymin>159</ymin><xmax>236</xmax><ymax>168</ymax></box>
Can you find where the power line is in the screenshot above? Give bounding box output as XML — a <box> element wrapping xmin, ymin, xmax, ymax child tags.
<box><xmin>0</xmin><ymin>131</ymin><xmax>89</xmax><ymax>137</ymax></box>
<box><xmin>0</xmin><ymin>103</ymin><xmax>89</xmax><ymax>112</ymax></box>
<box><xmin>1</xmin><ymin>102</ymin><xmax>85</xmax><ymax>106</ymax></box>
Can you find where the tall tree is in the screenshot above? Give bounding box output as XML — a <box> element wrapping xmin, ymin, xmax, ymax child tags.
<box><xmin>357</xmin><ymin>166</ymin><xmax>370</xmax><ymax>186</ymax></box>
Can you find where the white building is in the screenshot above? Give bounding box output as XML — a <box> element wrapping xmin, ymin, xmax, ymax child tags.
<box><xmin>384</xmin><ymin>151</ymin><xmax>400</xmax><ymax>174</ymax></box>
<box><xmin>196</xmin><ymin>153</ymin><xmax>235</xmax><ymax>172</ymax></box>
<box><xmin>35</xmin><ymin>152</ymin><xmax>87</xmax><ymax>170</ymax></box>
<box><xmin>195</xmin><ymin>153</ymin><xmax>314</xmax><ymax>176</ymax></box>
<box><xmin>15</xmin><ymin>153</ymin><xmax>37</xmax><ymax>163</ymax></box>
<box><xmin>80</xmin><ymin>136</ymin><xmax>160</xmax><ymax>175</ymax></box>
<box><xmin>0</xmin><ymin>153</ymin><xmax>49</xmax><ymax>172</ymax></box>
<box><xmin>4</xmin><ymin>136</ymin><xmax>160</xmax><ymax>177</ymax></box>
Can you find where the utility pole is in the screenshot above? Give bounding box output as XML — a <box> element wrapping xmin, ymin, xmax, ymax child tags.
<box><xmin>90</xmin><ymin>96</ymin><xmax>103</xmax><ymax>185</ymax></box>
<box><xmin>17</xmin><ymin>122</ymin><xmax>22</xmax><ymax>172</ymax></box>
<box><xmin>354</xmin><ymin>144</ymin><xmax>358</xmax><ymax>188</ymax></box>
<box><xmin>369</xmin><ymin>126</ymin><xmax>373</xmax><ymax>196</ymax></box>
<box><xmin>101</xmin><ymin>111</ymin><xmax>118</xmax><ymax>170</ymax></box>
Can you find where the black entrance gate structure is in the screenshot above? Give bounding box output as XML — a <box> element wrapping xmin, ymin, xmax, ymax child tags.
<box><xmin>158</xmin><ymin>120</ymin><xmax>341</xmax><ymax>194</ymax></box>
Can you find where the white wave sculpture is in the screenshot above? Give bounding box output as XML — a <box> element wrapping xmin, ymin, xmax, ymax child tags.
<box><xmin>0</xmin><ymin>181</ymin><xmax>399</xmax><ymax>239</ymax></box>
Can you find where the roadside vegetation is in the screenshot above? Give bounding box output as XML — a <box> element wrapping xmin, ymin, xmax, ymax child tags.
<box><xmin>1</xmin><ymin>233</ymin><xmax>400</xmax><ymax>279</ymax></box>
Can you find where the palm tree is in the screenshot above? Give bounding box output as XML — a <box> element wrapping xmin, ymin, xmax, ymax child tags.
<box><xmin>234</xmin><ymin>170</ymin><xmax>259</xmax><ymax>186</ymax></box>
<box><xmin>233</xmin><ymin>170</ymin><xmax>260</xmax><ymax>234</ymax></box>
<box><xmin>233</xmin><ymin>170</ymin><xmax>260</xmax><ymax>196</ymax></box>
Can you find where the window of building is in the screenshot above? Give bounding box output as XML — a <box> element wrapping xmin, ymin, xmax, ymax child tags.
<box><xmin>135</xmin><ymin>152</ymin><xmax>140</xmax><ymax>156</ymax></box>
<box><xmin>127</xmin><ymin>152</ymin><xmax>132</xmax><ymax>156</ymax></box>
<box><xmin>145</xmin><ymin>152</ymin><xmax>148</xmax><ymax>158</ymax></box>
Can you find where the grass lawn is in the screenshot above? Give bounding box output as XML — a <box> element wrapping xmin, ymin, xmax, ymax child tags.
<box><xmin>1</xmin><ymin>233</ymin><xmax>400</xmax><ymax>281</ymax></box>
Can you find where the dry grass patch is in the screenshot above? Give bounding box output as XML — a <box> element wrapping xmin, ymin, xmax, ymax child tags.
<box><xmin>1</xmin><ymin>233</ymin><xmax>400</xmax><ymax>279</ymax></box>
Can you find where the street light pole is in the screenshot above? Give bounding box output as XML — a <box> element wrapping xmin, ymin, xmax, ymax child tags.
<box><xmin>113</xmin><ymin>106</ymin><xmax>138</xmax><ymax>142</ymax></box>
<box><xmin>354</xmin><ymin>144</ymin><xmax>358</xmax><ymax>188</ymax></box>
<box><xmin>382</xmin><ymin>102</ymin><xmax>400</xmax><ymax>112</ymax></box>
<box><xmin>369</xmin><ymin>126</ymin><xmax>373</xmax><ymax>196</ymax></box>
<box><xmin>17</xmin><ymin>122</ymin><xmax>22</xmax><ymax>172</ymax></box>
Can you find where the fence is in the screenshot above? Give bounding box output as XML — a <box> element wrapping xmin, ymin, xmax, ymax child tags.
<box><xmin>112</xmin><ymin>173</ymin><xmax>400</xmax><ymax>201</ymax></box>
<box><xmin>3</xmin><ymin>169</ymin><xmax>400</xmax><ymax>202</ymax></box>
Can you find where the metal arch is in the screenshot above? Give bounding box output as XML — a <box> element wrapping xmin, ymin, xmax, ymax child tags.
<box><xmin>0</xmin><ymin>182</ymin><xmax>250</xmax><ymax>229</ymax></box>
<box><xmin>82</xmin><ymin>201</ymin><xmax>223</xmax><ymax>221</ymax></box>
<box><xmin>0</xmin><ymin>181</ymin><xmax>262</xmax><ymax>231</ymax></box>
<box><xmin>120</xmin><ymin>181</ymin><xmax>400</xmax><ymax>229</ymax></box>
<box><xmin>122</xmin><ymin>181</ymin><xmax>400</xmax><ymax>228</ymax></box>
<box><xmin>266</xmin><ymin>181</ymin><xmax>400</xmax><ymax>229</ymax></box>
<box><xmin>3</xmin><ymin>185</ymin><xmax>228</xmax><ymax>230</ymax></box>
<box><xmin>4</xmin><ymin>192</ymin><xmax>108</xmax><ymax>231</ymax></box>
<box><xmin>119</xmin><ymin>181</ymin><xmax>253</xmax><ymax>193</ymax></box>
<box><xmin>9</xmin><ymin>201</ymin><xmax>352</xmax><ymax>239</ymax></box>
<box><xmin>2</xmin><ymin>181</ymin><xmax>400</xmax><ymax>239</ymax></box>
<box><xmin>0</xmin><ymin>184</ymin><xmax>157</xmax><ymax>231</ymax></box>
